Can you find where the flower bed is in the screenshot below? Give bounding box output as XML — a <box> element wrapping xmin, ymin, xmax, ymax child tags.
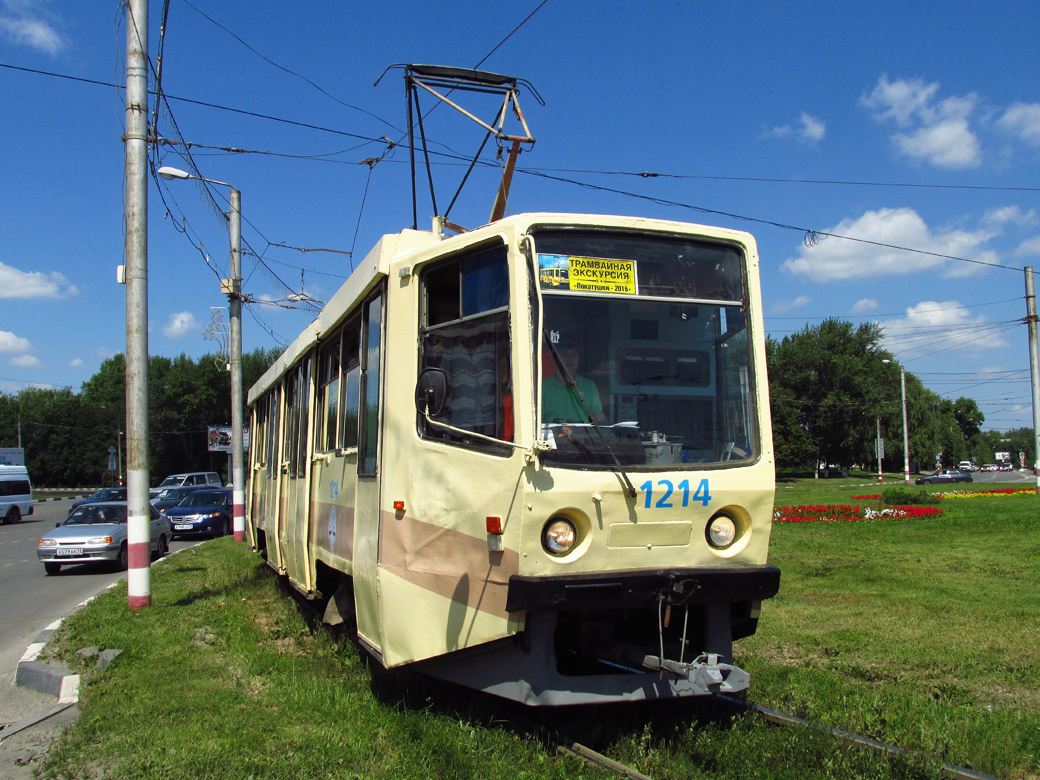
<box><xmin>773</xmin><ymin>504</ymin><xmax>943</xmax><ymax>523</ymax></box>
<box><xmin>936</xmin><ymin>488</ymin><xmax>1035</xmax><ymax>499</ymax></box>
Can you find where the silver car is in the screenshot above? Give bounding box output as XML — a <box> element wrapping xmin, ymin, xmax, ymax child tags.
<box><xmin>37</xmin><ymin>501</ymin><xmax>171</xmax><ymax>576</ymax></box>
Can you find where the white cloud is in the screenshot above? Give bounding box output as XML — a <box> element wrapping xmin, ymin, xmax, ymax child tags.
<box><xmin>0</xmin><ymin>331</ymin><xmax>31</xmax><ymax>353</ymax></box>
<box><xmin>850</xmin><ymin>299</ymin><xmax>878</xmax><ymax>314</ymax></box>
<box><xmin>1014</xmin><ymin>236</ymin><xmax>1040</xmax><ymax>257</ymax></box>
<box><xmin>882</xmin><ymin>300</ymin><xmax>1008</xmax><ymax>354</ymax></box>
<box><xmin>0</xmin><ymin>260</ymin><xmax>78</xmax><ymax>298</ymax></box>
<box><xmin>162</xmin><ymin>311</ymin><xmax>198</xmax><ymax>338</ymax></box>
<box><xmin>984</xmin><ymin>205</ymin><xmax>1035</xmax><ymax>227</ymax></box>
<box><xmin>10</xmin><ymin>354</ymin><xmax>41</xmax><ymax>367</ymax></box>
<box><xmin>771</xmin><ymin>295</ymin><xmax>811</xmax><ymax>313</ymax></box>
<box><xmin>0</xmin><ymin>1</ymin><xmax>65</xmax><ymax>56</ymax></box>
<box><xmin>782</xmin><ymin>207</ymin><xmax>996</xmax><ymax>281</ymax></box>
<box><xmin>69</xmin><ymin>357</ymin><xmax>83</xmax><ymax>367</ymax></box>
<box><xmin>997</xmin><ymin>103</ymin><xmax>1040</xmax><ymax>147</ymax></box>
<box><xmin>861</xmin><ymin>75</ymin><xmax>981</xmax><ymax>169</ymax></box>
<box><xmin>764</xmin><ymin>112</ymin><xmax>826</xmax><ymax>146</ymax></box>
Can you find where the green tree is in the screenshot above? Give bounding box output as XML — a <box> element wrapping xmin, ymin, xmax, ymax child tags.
<box><xmin>767</xmin><ymin>319</ymin><xmax>890</xmax><ymax>471</ymax></box>
<box><xmin>953</xmin><ymin>397</ymin><xmax>984</xmax><ymax>443</ymax></box>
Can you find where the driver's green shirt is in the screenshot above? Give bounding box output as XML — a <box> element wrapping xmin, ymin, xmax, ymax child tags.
<box><xmin>541</xmin><ymin>374</ymin><xmax>602</xmax><ymax>422</ymax></box>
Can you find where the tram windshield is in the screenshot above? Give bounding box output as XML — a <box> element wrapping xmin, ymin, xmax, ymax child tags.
<box><xmin>533</xmin><ymin>228</ymin><xmax>756</xmax><ymax>469</ymax></box>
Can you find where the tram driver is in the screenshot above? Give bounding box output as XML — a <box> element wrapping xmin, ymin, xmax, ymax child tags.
<box><xmin>541</xmin><ymin>337</ymin><xmax>608</xmax><ymax>424</ymax></box>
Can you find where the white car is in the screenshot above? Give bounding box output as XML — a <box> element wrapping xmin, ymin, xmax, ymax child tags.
<box><xmin>0</xmin><ymin>465</ymin><xmax>34</xmax><ymax>524</ymax></box>
<box><xmin>149</xmin><ymin>471</ymin><xmax>222</xmax><ymax>498</ymax></box>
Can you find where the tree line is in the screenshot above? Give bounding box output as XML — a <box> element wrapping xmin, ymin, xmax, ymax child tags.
<box><xmin>0</xmin><ymin>349</ymin><xmax>278</xmax><ymax>487</ymax></box>
<box><xmin>768</xmin><ymin>319</ymin><xmax>1035</xmax><ymax>474</ymax></box>
<box><xmin>2</xmin><ymin>326</ymin><xmax>1033</xmax><ymax>486</ymax></box>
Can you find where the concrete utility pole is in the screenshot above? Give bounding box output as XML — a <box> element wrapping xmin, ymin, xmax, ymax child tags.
<box><xmin>157</xmin><ymin>166</ymin><xmax>245</xmax><ymax>538</ymax></box>
<box><xmin>124</xmin><ymin>0</ymin><xmax>152</xmax><ymax>609</ymax></box>
<box><xmin>883</xmin><ymin>359</ymin><xmax>911</xmax><ymax>483</ymax></box>
<box><xmin>1026</xmin><ymin>267</ymin><xmax>1040</xmax><ymax>495</ymax></box>
<box><xmin>228</xmin><ymin>188</ymin><xmax>245</xmax><ymax>541</ymax></box>
<box><xmin>876</xmin><ymin>414</ymin><xmax>883</xmax><ymax>483</ymax></box>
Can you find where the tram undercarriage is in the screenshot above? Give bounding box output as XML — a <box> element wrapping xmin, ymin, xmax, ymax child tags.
<box><xmin>315</xmin><ymin>563</ymin><xmax>780</xmax><ymax>706</ymax></box>
<box><xmin>414</xmin><ymin>607</ymin><xmax>748</xmax><ymax>706</ymax></box>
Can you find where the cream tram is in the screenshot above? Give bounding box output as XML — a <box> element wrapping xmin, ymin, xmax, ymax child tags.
<box><xmin>246</xmin><ymin>213</ymin><xmax>780</xmax><ymax>705</ymax></box>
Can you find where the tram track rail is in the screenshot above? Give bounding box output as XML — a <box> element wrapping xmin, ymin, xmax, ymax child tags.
<box><xmin>715</xmin><ymin>695</ymin><xmax>1000</xmax><ymax>780</ymax></box>
<box><xmin>279</xmin><ymin>574</ymin><xmax>1004</xmax><ymax>780</ymax></box>
<box><xmin>546</xmin><ymin>695</ymin><xmax>1003</xmax><ymax>780</ymax></box>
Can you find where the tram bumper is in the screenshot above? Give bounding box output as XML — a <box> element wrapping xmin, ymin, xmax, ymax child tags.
<box><xmin>415</xmin><ymin>565</ymin><xmax>779</xmax><ymax>706</ymax></box>
<box><xmin>504</xmin><ymin>565</ymin><xmax>781</xmax><ymax>613</ymax></box>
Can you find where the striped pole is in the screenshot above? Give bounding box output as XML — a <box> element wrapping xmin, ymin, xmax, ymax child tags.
<box><xmin>124</xmin><ymin>0</ymin><xmax>151</xmax><ymax>609</ymax></box>
<box><xmin>229</xmin><ymin>188</ymin><xmax>246</xmax><ymax>542</ymax></box>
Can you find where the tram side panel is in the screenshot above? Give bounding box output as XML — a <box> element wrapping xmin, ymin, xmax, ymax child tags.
<box><xmin>375</xmin><ymin>238</ymin><xmax>526</xmax><ymax>668</ymax></box>
<box><xmin>376</xmin><ymin>434</ymin><xmax>525</xmax><ymax>667</ymax></box>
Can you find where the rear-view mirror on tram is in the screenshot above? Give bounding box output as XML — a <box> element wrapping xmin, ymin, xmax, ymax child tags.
<box><xmin>415</xmin><ymin>368</ymin><xmax>448</xmax><ymax>416</ymax></box>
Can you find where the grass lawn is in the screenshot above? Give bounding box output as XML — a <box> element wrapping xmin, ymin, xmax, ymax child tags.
<box><xmin>38</xmin><ymin>477</ymin><xmax>1039</xmax><ymax>779</ymax></box>
<box><xmin>743</xmin><ymin>475</ymin><xmax>1039</xmax><ymax>778</ymax></box>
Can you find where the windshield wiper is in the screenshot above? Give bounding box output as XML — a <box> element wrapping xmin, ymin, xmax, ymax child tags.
<box><xmin>543</xmin><ymin>330</ymin><xmax>637</xmax><ymax>498</ymax></box>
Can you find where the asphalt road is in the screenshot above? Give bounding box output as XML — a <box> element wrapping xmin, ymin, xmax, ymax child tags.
<box><xmin>0</xmin><ymin>499</ymin><xmax>200</xmax><ymax>726</ymax></box>
<box><xmin>929</xmin><ymin>468</ymin><xmax>1037</xmax><ymax>486</ymax></box>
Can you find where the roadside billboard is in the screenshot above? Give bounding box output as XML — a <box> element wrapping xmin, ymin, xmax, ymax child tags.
<box><xmin>207</xmin><ymin>426</ymin><xmax>250</xmax><ymax>453</ymax></box>
<box><xmin>0</xmin><ymin>448</ymin><xmax>25</xmax><ymax>466</ymax></box>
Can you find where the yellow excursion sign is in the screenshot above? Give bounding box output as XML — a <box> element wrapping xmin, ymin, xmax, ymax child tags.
<box><xmin>568</xmin><ymin>256</ymin><xmax>637</xmax><ymax>294</ymax></box>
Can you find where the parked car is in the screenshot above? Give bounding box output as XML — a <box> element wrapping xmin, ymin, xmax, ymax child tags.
<box><xmin>150</xmin><ymin>485</ymin><xmax>205</xmax><ymax>514</ymax></box>
<box><xmin>149</xmin><ymin>472</ymin><xmax>222</xmax><ymax>498</ymax></box>
<box><xmin>68</xmin><ymin>487</ymin><xmax>127</xmax><ymax>513</ymax></box>
<box><xmin>981</xmin><ymin>464</ymin><xmax>998</xmax><ymax>472</ymax></box>
<box><xmin>999</xmin><ymin>462</ymin><xmax>1013</xmax><ymax>471</ymax></box>
<box><xmin>36</xmin><ymin>501</ymin><xmax>170</xmax><ymax>576</ymax></box>
<box><xmin>0</xmin><ymin>465</ymin><xmax>33</xmax><ymax>525</ymax></box>
<box><xmin>164</xmin><ymin>489</ymin><xmax>232</xmax><ymax>538</ymax></box>
<box><xmin>915</xmin><ymin>469</ymin><xmax>973</xmax><ymax>485</ymax></box>
<box><xmin>957</xmin><ymin>461</ymin><xmax>976</xmax><ymax>472</ymax></box>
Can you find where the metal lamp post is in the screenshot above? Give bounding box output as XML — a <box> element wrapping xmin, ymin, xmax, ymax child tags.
<box><xmin>883</xmin><ymin>359</ymin><xmax>910</xmax><ymax>483</ymax></box>
<box><xmin>157</xmin><ymin>166</ymin><xmax>245</xmax><ymax>542</ymax></box>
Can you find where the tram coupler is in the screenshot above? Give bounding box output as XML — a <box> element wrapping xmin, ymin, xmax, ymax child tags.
<box><xmin>640</xmin><ymin>652</ymin><xmax>750</xmax><ymax>695</ymax></box>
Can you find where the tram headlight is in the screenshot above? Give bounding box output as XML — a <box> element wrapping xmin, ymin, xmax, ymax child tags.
<box><xmin>542</xmin><ymin>517</ymin><xmax>577</xmax><ymax>556</ymax></box>
<box><xmin>706</xmin><ymin>515</ymin><xmax>737</xmax><ymax>549</ymax></box>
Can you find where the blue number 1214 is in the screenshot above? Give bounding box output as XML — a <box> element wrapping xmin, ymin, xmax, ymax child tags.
<box><xmin>639</xmin><ymin>479</ymin><xmax>711</xmax><ymax>508</ymax></box>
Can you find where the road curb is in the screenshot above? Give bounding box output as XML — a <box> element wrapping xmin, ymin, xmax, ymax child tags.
<box><xmin>34</xmin><ymin>495</ymin><xmax>89</xmax><ymax>503</ymax></box>
<box><xmin>14</xmin><ymin>619</ymin><xmax>81</xmax><ymax>703</ymax></box>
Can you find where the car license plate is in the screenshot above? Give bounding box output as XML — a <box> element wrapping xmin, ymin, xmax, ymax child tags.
<box><xmin>174</xmin><ymin>524</ymin><xmax>193</xmax><ymax>531</ymax></box>
<box><xmin>56</xmin><ymin>547</ymin><xmax>83</xmax><ymax>557</ymax></box>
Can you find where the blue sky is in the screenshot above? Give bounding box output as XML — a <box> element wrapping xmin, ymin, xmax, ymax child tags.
<box><xmin>1</xmin><ymin>0</ymin><xmax>1039</xmax><ymax>433</ymax></box>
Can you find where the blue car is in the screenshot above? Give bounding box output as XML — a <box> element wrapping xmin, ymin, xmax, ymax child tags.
<box><xmin>164</xmin><ymin>489</ymin><xmax>232</xmax><ymax>538</ymax></box>
<box><xmin>68</xmin><ymin>487</ymin><xmax>127</xmax><ymax>514</ymax></box>
<box><xmin>150</xmin><ymin>485</ymin><xmax>204</xmax><ymax>515</ymax></box>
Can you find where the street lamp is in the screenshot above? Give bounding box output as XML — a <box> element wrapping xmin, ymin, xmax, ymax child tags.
<box><xmin>882</xmin><ymin>359</ymin><xmax>911</xmax><ymax>484</ymax></box>
<box><xmin>158</xmin><ymin>165</ymin><xmax>246</xmax><ymax>542</ymax></box>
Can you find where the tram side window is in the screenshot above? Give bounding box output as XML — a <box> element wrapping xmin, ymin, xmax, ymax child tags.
<box><xmin>283</xmin><ymin>373</ymin><xmax>297</xmax><ymax>474</ymax></box>
<box><xmin>252</xmin><ymin>401</ymin><xmax>267</xmax><ymax>470</ymax></box>
<box><xmin>339</xmin><ymin>320</ymin><xmax>362</xmax><ymax>450</ymax></box>
<box><xmin>284</xmin><ymin>363</ymin><xmax>310</xmax><ymax>479</ymax></box>
<box><xmin>295</xmin><ymin>359</ymin><xmax>311</xmax><ymax>478</ymax></box>
<box><xmin>266</xmin><ymin>386</ymin><xmax>280</xmax><ymax>479</ymax></box>
<box><xmin>419</xmin><ymin>244</ymin><xmax>512</xmax><ymax>448</ymax></box>
<box><xmin>316</xmin><ymin>332</ymin><xmax>341</xmax><ymax>453</ymax></box>
<box><xmin>358</xmin><ymin>292</ymin><xmax>383</xmax><ymax>475</ymax></box>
